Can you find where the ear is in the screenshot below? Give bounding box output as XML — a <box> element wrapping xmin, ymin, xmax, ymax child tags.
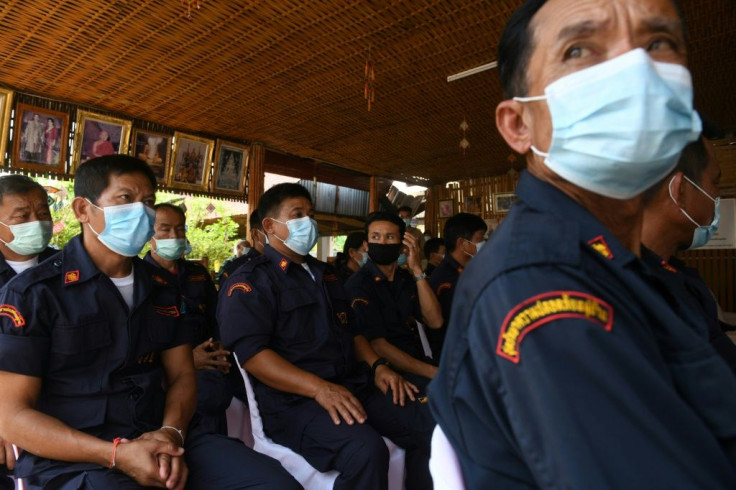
<box><xmin>496</xmin><ymin>99</ymin><xmax>532</xmax><ymax>155</ymax></box>
<box><xmin>72</xmin><ymin>196</ymin><xmax>92</xmax><ymax>223</ymax></box>
<box><xmin>669</xmin><ymin>171</ymin><xmax>686</xmax><ymax>206</ymax></box>
<box><xmin>455</xmin><ymin>236</ymin><xmax>465</xmax><ymax>252</ymax></box>
<box><xmin>261</xmin><ymin>217</ymin><xmax>276</xmax><ymax>235</ymax></box>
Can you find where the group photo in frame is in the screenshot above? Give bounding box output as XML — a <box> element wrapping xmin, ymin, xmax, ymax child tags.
<box><xmin>131</xmin><ymin>129</ymin><xmax>171</xmax><ymax>184</ymax></box>
<box><xmin>494</xmin><ymin>192</ymin><xmax>518</xmax><ymax>213</ymax></box>
<box><xmin>0</xmin><ymin>88</ymin><xmax>14</xmax><ymax>163</ymax></box>
<box><xmin>438</xmin><ymin>199</ymin><xmax>454</xmax><ymax>218</ymax></box>
<box><xmin>72</xmin><ymin>110</ymin><xmax>132</xmax><ymax>172</ymax></box>
<box><xmin>12</xmin><ymin>102</ymin><xmax>69</xmax><ymax>174</ymax></box>
<box><xmin>212</xmin><ymin>140</ymin><xmax>249</xmax><ymax>196</ymax></box>
<box><xmin>168</xmin><ymin>132</ymin><xmax>214</xmax><ymax>192</ymax></box>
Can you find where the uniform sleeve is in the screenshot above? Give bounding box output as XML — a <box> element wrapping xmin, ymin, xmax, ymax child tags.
<box><xmin>429</xmin><ymin>275</ymin><xmax>455</xmax><ymax>328</ymax></box>
<box><xmin>345</xmin><ymin>276</ymin><xmax>385</xmax><ymax>340</ymax></box>
<box><xmin>0</xmin><ymin>285</ymin><xmax>50</xmax><ymax>376</ymax></box>
<box><xmin>446</xmin><ymin>265</ymin><xmax>736</xmax><ymax>488</ymax></box>
<box><xmin>216</xmin><ymin>271</ymin><xmax>275</xmax><ymax>364</ymax></box>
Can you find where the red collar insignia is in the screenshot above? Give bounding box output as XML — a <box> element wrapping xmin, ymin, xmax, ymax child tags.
<box><xmin>64</xmin><ymin>270</ymin><xmax>80</xmax><ymax>284</ymax></box>
<box><xmin>588</xmin><ymin>235</ymin><xmax>614</xmax><ymax>260</ymax></box>
<box><xmin>279</xmin><ymin>258</ymin><xmax>289</xmax><ymax>271</ymax></box>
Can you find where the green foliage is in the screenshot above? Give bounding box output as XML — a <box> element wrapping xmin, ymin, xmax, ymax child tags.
<box><xmin>332</xmin><ymin>235</ymin><xmax>347</xmax><ymax>256</ymax></box>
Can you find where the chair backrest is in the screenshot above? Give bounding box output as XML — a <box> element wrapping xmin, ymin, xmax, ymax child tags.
<box><xmin>429</xmin><ymin>425</ymin><xmax>465</xmax><ymax>490</ymax></box>
<box><xmin>415</xmin><ymin>320</ymin><xmax>433</xmax><ymax>359</ymax></box>
<box><xmin>234</xmin><ymin>353</ymin><xmax>270</xmax><ymax>441</ymax></box>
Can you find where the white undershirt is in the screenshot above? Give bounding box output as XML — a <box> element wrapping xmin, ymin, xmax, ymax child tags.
<box><xmin>5</xmin><ymin>256</ymin><xmax>39</xmax><ymax>275</ymax></box>
<box><xmin>300</xmin><ymin>262</ymin><xmax>315</xmax><ymax>282</ymax></box>
<box><xmin>110</xmin><ymin>269</ymin><xmax>135</xmax><ymax>309</ymax></box>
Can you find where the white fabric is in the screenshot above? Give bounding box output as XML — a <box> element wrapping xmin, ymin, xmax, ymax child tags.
<box><xmin>109</xmin><ymin>270</ymin><xmax>135</xmax><ymax>309</ymax></box>
<box><xmin>430</xmin><ymin>425</ymin><xmax>465</xmax><ymax>490</ymax></box>
<box><xmin>5</xmin><ymin>256</ymin><xmax>38</xmax><ymax>275</ymax></box>
<box><xmin>415</xmin><ymin>320</ymin><xmax>433</xmax><ymax>359</ymax></box>
<box><xmin>300</xmin><ymin>262</ymin><xmax>316</xmax><ymax>281</ymax></box>
<box><xmin>226</xmin><ymin>396</ymin><xmax>254</xmax><ymax>448</ymax></box>
<box><xmin>234</xmin><ymin>353</ymin><xmax>406</xmax><ymax>489</ymax></box>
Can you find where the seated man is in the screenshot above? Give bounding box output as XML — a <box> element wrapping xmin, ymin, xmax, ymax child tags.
<box><xmin>427</xmin><ymin>213</ymin><xmax>487</xmax><ymax>358</ymax></box>
<box><xmin>345</xmin><ymin>212</ymin><xmax>443</xmax><ymax>390</ymax></box>
<box><xmin>0</xmin><ymin>175</ymin><xmax>58</xmax><ymax>490</ymax></box>
<box><xmin>0</xmin><ymin>155</ymin><xmax>299</xmax><ymax>490</ymax></box>
<box><xmin>217</xmin><ymin>208</ymin><xmax>265</xmax><ymax>288</ymax></box>
<box><xmin>145</xmin><ymin>203</ymin><xmax>234</xmax><ymax>435</ymax></box>
<box><xmin>642</xmin><ymin>137</ymin><xmax>736</xmax><ymax>372</ymax></box>
<box><xmin>218</xmin><ymin>183</ymin><xmax>434</xmax><ymax>490</ymax></box>
<box><xmin>422</xmin><ymin>237</ymin><xmax>445</xmax><ymax>277</ymax></box>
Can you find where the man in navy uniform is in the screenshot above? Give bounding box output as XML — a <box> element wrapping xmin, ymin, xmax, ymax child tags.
<box><xmin>218</xmin><ymin>183</ymin><xmax>434</xmax><ymax>490</ymax></box>
<box><xmin>217</xmin><ymin>208</ymin><xmax>264</xmax><ymax>288</ymax></box>
<box><xmin>427</xmin><ymin>212</ymin><xmax>486</xmax><ymax>358</ymax></box>
<box><xmin>345</xmin><ymin>212</ymin><xmax>443</xmax><ymax>391</ymax></box>
<box><xmin>429</xmin><ymin>0</ymin><xmax>736</xmax><ymax>488</ymax></box>
<box><xmin>0</xmin><ymin>155</ymin><xmax>299</xmax><ymax>489</ymax></box>
<box><xmin>422</xmin><ymin>238</ymin><xmax>445</xmax><ymax>278</ymax></box>
<box><xmin>642</xmin><ymin>136</ymin><xmax>736</xmax><ymax>372</ymax></box>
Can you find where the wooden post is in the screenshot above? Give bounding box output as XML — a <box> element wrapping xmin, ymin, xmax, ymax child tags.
<box><xmin>369</xmin><ymin>176</ymin><xmax>379</xmax><ymax>213</ymax></box>
<box><xmin>247</xmin><ymin>142</ymin><xmax>266</xmax><ymax>233</ymax></box>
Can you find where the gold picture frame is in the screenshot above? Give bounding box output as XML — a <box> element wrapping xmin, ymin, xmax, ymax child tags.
<box><xmin>71</xmin><ymin>110</ymin><xmax>132</xmax><ymax>173</ymax></box>
<box><xmin>12</xmin><ymin>102</ymin><xmax>70</xmax><ymax>174</ymax></box>
<box><xmin>212</xmin><ymin>140</ymin><xmax>249</xmax><ymax>196</ymax></box>
<box><xmin>493</xmin><ymin>192</ymin><xmax>517</xmax><ymax>213</ymax></box>
<box><xmin>0</xmin><ymin>88</ymin><xmax>14</xmax><ymax>164</ymax></box>
<box><xmin>131</xmin><ymin>129</ymin><xmax>172</xmax><ymax>185</ymax></box>
<box><xmin>168</xmin><ymin>131</ymin><xmax>214</xmax><ymax>192</ymax></box>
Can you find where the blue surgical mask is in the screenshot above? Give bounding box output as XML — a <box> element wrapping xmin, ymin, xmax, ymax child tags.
<box><xmin>0</xmin><ymin>220</ymin><xmax>52</xmax><ymax>256</ymax></box>
<box><xmin>403</xmin><ymin>218</ymin><xmax>412</xmax><ymax>228</ymax></box>
<box><xmin>515</xmin><ymin>49</ymin><xmax>701</xmax><ymax>199</ymax></box>
<box><xmin>668</xmin><ymin>175</ymin><xmax>720</xmax><ymax>249</ymax></box>
<box><xmin>356</xmin><ymin>251</ymin><xmax>369</xmax><ymax>267</ymax></box>
<box><xmin>463</xmin><ymin>239</ymin><xmax>485</xmax><ymax>258</ymax></box>
<box><xmin>184</xmin><ymin>240</ymin><xmax>192</xmax><ymax>255</ymax></box>
<box><xmin>397</xmin><ymin>253</ymin><xmax>407</xmax><ymax>267</ymax></box>
<box><xmin>86</xmin><ymin>200</ymin><xmax>155</xmax><ymax>257</ymax></box>
<box><xmin>154</xmin><ymin>237</ymin><xmax>188</xmax><ymax>261</ymax></box>
<box><xmin>272</xmin><ymin>216</ymin><xmax>319</xmax><ymax>256</ymax></box>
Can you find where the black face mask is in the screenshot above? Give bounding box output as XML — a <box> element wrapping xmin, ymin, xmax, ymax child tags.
<box><xmin>367</xmin><ymin>243</ymin><xmax>402</xmax><ymax>265</ymax></box>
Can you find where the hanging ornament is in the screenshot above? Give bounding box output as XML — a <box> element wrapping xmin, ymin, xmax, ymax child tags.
<box><xmin>459</xmin><ymin>118</ymin><xmax>470</xmax><ymax>155</ymax></box>
<box><xmin>180</xmin><ymin>0</ymin><xmax>201</xmax><ymax>19</ymax></box>
<box><xmin>364</xmin><ymin>46</ymin><xmax>376</xmax><ymax>111</ymax></box>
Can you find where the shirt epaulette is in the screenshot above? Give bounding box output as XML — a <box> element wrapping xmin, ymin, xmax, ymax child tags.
<box><xmin>2</xmin><ymin>254</ymin><xmax>62</xmax><ymax>294</ymax></box>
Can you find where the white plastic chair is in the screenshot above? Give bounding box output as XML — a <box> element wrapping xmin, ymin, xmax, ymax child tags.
<box><xmin>225</xmin><ymin>396</ymin><xmax>254</xmax><ymax>448</ymax></box>
<box><xmin>429</xmin><ymin>425</ymin><xmax>465</xmax><ymax>490</ymax></box>
<box><xmin>415</xmin><ymin>320</ymin><xmax>433</xmax><ymax>359</ymax></box>
<box><xmin>234</xmin><ymin>354</ymin><xmax>406</xmax><ymax>489</ymax></box>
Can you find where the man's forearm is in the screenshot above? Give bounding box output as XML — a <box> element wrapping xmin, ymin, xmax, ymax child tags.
<box><xmin>244</xmin><ymin>349</ymin><xmax>330</xmax><ymax>399</ymax></box>
<box><xmin>416</xmin><ymin>279</ymin><xmax>443</xmax><ymax>328</ymax></box>
<box><xmin>370</xmin><ymin>338</ymin><xmax>437</xmax><ymax>379</ymax></box>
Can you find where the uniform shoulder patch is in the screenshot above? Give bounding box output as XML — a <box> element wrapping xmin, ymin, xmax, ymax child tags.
<box><xmin>588</xmin><ymin>235</ymin><xmax>614</xmax><ymax>260</ymax></box>
<box><xmin>154</xmin><ymin>305</ymin><xmax>180</xmax><ymax>317</ymax></box>
<box><xmin>660</xmin><ymin>260</ymin><xmax>677</xmax><ymax>273</ymax></box>
<box><xmin>0</xmin><ymin>304</ymin><xmax>25</xmax><ymax>328</ymax></box>
<box><xmin>64</xmin><ymin>270</ymin><xmax>80</xmax><ymax>284</ymax></box>
<box><xmin>435</xmin><ymin>282</ymin><xmax>453</xmax><ymax>295</ymax></box>
<box><xmin>188</xmin><ymin>274</ymin><xmax>207</xmax><ymax>282</ymax></box>
<box><xmin>351</xmin><ymin>297</ymin><xmax>369</xmax><ymax>308</ymax></box>
<box><xmin>151</xmin><ymin>274</ymin><xmax>168</xmax><ymax>285</ymax></box>
<box><xmin>228</xmin><ymin>282</ymin><xmax>253</xmax><ymax>296</ymax></box>
<box><xmin>497</xmin><ymin>291</ymin><xmax>613</xmax><ymax>364</ymax></box>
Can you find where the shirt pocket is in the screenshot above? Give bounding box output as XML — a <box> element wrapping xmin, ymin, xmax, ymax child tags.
<box><xmin>278</xmin><ymin>287</ymin><xmax>318</xmax><ymax>344</ymax></box>
<box><xmin>48</xmin><ymin>320</ymin><xmax>112</xmax><ymax>394</ymax></box>
<box><xmin>51</xmin><ymin>320</ymin><xmax>111</xmax><ymax>356</ymax></box>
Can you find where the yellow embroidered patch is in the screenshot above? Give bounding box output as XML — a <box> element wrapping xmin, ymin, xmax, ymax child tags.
<box><xmin>0</xmin><ymin>304</ymin><xmax>25</xmax><ymax>328</ymax></box>
<box><xmin>64</xmin><ymin>270</ymin><xmax>80</xmax><ymax>284</ymax></box>
<box><xmin>279</xmin><ymin>258</ymin><xmax>289</xmax><ymax>271</ymax></box>
<box><xmin>154</xmin><ymin>305</ymin><xmax>180</xmax><ymax>318</ymax></box>
<box><xmin>350</xmin><ymin>298</ymin><xmax>369</xmax><ymax>308</ymax></box>
<box><xmin>497</xmin><ymin>291</ymin><xmax>613</xmax><ymax>364</ymax></box>
<box><xmin>227</xmin><ymin>282</ymin><xmax>253</xmax><ymax>296</ymax></box>
<box><xmin>588</xmin><ymin>235</ymin><xmax>614</xmax><ymax>260</ymax></box>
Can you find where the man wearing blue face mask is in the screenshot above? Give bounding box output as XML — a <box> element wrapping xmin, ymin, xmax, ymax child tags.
<box><xmin>642</xmin><ymin>137</ymin><xmax>736</xmax><ymax>373</ymax></box>
<box><xmin>218</xmin><ymin>183</ymin><xmax>435</xmax><ymax>490</ymax></box>
<box><xmin>429</xmin><ymin>0</ymin><xmax>736</xmax><ymax>488</ymax></box>
<box><xmin>0</xmin><ymin>155</ymin><xmax>300</xmax><ymax>490</ymax></box>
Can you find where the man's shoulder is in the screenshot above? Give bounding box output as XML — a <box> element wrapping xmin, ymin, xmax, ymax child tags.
<box><xmin>3</xmin><ymin>254</ymin><xmax>62</xmax><ymax>295</ymax></box>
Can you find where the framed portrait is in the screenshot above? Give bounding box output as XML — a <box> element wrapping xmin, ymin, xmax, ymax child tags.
<box><xmin>168</xmin><ymin>132</ymin><xmax>214</xmax><ymax>191</ymax></box>
<box><xmin>494</xmin><ymin>192</ymin><xmax>518</xmax><ymax>213</ymax></box>
<box><xmin>0</xmin><ymin>88</ymin><xmax>14</xmax><ymax>163</ymax></box>
<box><xmin>438</xmin><ymin>199</ymin><xmax>454</xmax><ymax>218</ymax></box>
<box><xmin>72</xmin><ymin>110</ymin><xmax>132</xmax><ymax>173</ymax></box>
<box><xmin>12</xmin><ymin>102</ymin><xmax>70</xmax><ymax>174</ymax></box>
<box><xmin>131</xmin><ymin>129</ymin><xmax>171</xmax><ymax>184</ymax></box>
<box><xmin>212</xmin><ymin>140</ymin><xmax>249</xmax><ymax>195</ymax></box>
<box><xmin>465</xmin><ymin>195</ymin><xmax>482</xmax><ymax>215</ymax></box>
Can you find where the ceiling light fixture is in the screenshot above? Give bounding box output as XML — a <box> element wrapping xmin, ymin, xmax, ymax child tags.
<box><xmin>447</xmin><ymin>61</ymin><xmax>498</xmax><ymax>82</ymax></box>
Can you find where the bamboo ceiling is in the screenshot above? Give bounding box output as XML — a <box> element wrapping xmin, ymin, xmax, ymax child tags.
<box><xmin>0</xmin><ymin>0</ymin><xmax>733</xmax><ymax>186</ymax></box>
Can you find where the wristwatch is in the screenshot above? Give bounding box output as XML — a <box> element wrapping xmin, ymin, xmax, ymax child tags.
<box><xmin>371</xmin><ymin>357</ymin><xmax>390</xmax><ymax>378</ymax></box>
<box><xmin>413</xmin><ymin>272</ymin><xmax>427</xmax><ymax>282</ymax></box>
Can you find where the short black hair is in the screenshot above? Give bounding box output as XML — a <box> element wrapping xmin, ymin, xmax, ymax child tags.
<box><xmin>154</xmin><ymin>202</ymin><xmax>186</xmax><ymax>222</ymax></box>
<box><xmin>397</xmin><ymin>205</ymin><xmax>413</xmax><ymax>216</ymax></box>
<box><xmin>74</xmin><ymin>154</ymin><xmax>157</xmax><ymax>204</ymax></box>
<box><xmin>343</xmin><ymin>231</ymin><xmax>367</xmax><ymax>254</ymax></box>
<box><xmin>424</xmin><ymin>237</ymin><xmax>445</xmax><ymax>258</ymax></box>
<box><xmin>365</xmin><ymin>211</ymin><xmax>406</xmax><ymax>238</ymax></box>
<box><xmin>258</xmin><ymin>183</ymin><xmax>313</xmax><ymax>219</ymax></box>
<box><xmin>249</xmin><ymin>208</ymin><xmax>263</xmax><ymax>231</ymax></box>
<box><xmin>0</xmin><ymin>174</ymin><xmax>47</xmax><ymax>206</ymax></box>
<box><xmin>676</xmin><ymin>138</ymin><xmax>710</xmax><ymax>183</ymax></box>
<box><xmin>444</xmin><ymin>213</ymin><xmax>488</xmax><ymax>252</ymax></box>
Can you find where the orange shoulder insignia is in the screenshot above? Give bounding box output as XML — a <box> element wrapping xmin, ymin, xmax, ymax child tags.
<box><xmin>0</xmin><ymin>304</ymin><xmax>25</xmax><ymax>328</ymax></box>
<box><xmin>588</xmin><ymin>235</ymin><xmax>614</xmax><ymax>260</ymax></box>
<box><xmin>436</xmin><ymin>282</ymin><xmax>453</xmax><ymax>295</ymax></box>
<box><xmin>154</xmin><ymin>305</ymin><xmax>180</xmax><ymax>318</ymax></box>
<box><xmin>227</xmin><ymin>282</ymin><xmax>253</xmax><ymax>296</ymax></box>
<box><xmin>350</xmin><ymin>298</ymin><xmax>369</xmax><ymax>308</ymax></box>
<box><xmin>64</xmin><ymin>270</ymin><xmax>80</xmax><ymax>284</ymax></box>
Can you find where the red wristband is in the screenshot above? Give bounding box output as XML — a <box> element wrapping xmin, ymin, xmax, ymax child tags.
<box><xmin>109</xmin><ymin>437</ymin><xmax>122</xmax><ymax>469</ymax></box>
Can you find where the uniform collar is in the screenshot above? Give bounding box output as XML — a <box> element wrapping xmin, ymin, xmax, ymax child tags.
<box><xmin>441</xmin><ymin>254</ymin><xmax>464</xmax><ymax>275</ymax></box>
<box><xmin>364</xmin><ymin>259</ymin><xmax>390</xmax><ymax>283</ymax></box>
<box><xmin>60</xmin><ymin>235</ymin><xmax>150</xmax><ymax>290</ymax></box>
<box><xmin>142</xmin><ymin>251</ymin><xmax>178</xmax><ymax>284</ymax></box>
<box><xmin>263</xmin><ymin>244</ymin><xmax>312</xmax><ymax>274</ymax></box>
<box><xmin>516</xmin><ymin>171</ymin><xmax>638</xmax><ymax>267</ymax></box>
<box><xmin>0</xmin><ymin>253</ymin><xmax>11</xmax><ymax>275</ymax></box>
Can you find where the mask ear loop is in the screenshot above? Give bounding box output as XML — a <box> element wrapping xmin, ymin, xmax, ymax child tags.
<box><xmin>513</xmin><ymin>95</ymin><xmax>550</xmax><ymax>158</ymax></box>
<box><xmin>669</xmin><ymin>174</ymin><xmax>707</xmax><ymax>228</ymax></box>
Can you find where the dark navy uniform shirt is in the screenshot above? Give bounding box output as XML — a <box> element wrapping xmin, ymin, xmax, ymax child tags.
<box><xmin>641</xmin><ymin>248</ymin><xmax>736</xmax><ymax>374</ymax></box>
<box><xmin>0</xmin><ymin>235</ymin><xmax>191</xmax><ymax>479</ymax></box>
<box><xmin>0</xmin><ymin>247</ymin><xmax>58</xmax><ymax>289</ymax></box>
<box><xmin>216</xmin><ymin>248</ymin><xmax>260</xmax><ymax>289</ymax></box>
<box><xmin>345</xmin><ymin>260</ymin><xmax>429</xmax><ymax>363</ymax></box>
<box><xmin>427</xmin><ymin>254</ymin><xmax>464</xmax><ymax>358</ymax></box>
<box><xmin>429</xmin><ymin>171</ymin><xmax>736</xmax><ymax>489</ymax></box>
<box><xmin>217</xmin><ymin>245</ymin><xmax>359</xmax><ymax>415</ymax></box>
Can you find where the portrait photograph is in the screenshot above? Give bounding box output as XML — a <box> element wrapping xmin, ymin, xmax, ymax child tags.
<box><xmin>494</xmin><ymin>192</ymin><xmax>518</xmax><ymax>213</ymax></box>
<box><xmin>12</xmin><ymin>102</ymin><xmax>70</xmax><ymax>174</ymax></box>
<box><xmin>169</xmin><ymin>132</ymin><xmax>214</xmax><ymax>192</ymax></box>
<box><xmin>465</xmin><ymin>195</ymin><xmax>482</xmax><ymax>215</ymax></box>
<box><xmin>438</xmin><ymin>199</ymin><xmax>454</xmax><ymax>218</ymax></box>
<box><xmin>0</xmin><ymin>88</ymin><xmax>13</xmax><ymax>163</ymax></box>
<box><xmin>72</xmin><ymin>110</ymin><xmax>132</xmax><ymax>173</ymax></box>
<box><xmin>132</xmin><ymin>129</ymin><xmax>171</xmax><ymax>184</ymax></box>
<box><xmin>213</xmin><ymin>140</ymin><xmax>249</xmax><ymax>196</ymax></box>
